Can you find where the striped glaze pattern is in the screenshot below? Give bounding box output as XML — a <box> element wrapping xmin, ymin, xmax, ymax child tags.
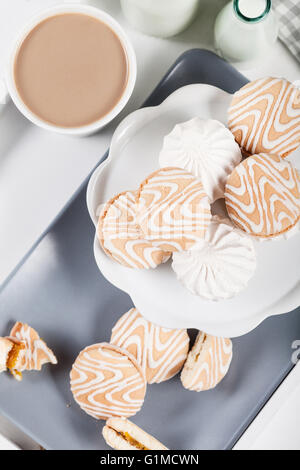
<box><xmin>110</xmin><ymin>308</ymin><xmax>189</xmax><ymax>384</ymax></box>
<box><xmin>225</xmin><ymin>153</ymin><xmax>300</xmax><ymax>238</ymax></box>
<box><xmin>98</xmin><ymin>190</ymin><xmax>170</xmax><ymax>269</ymax></box>
<box><xmin>181</xmin><ymin>333</ymin><xmax>232</xmax><ymax>392</ymax></box>
<box><xmin>70</xmin><ymin>343</ymin><xmax>146</xmax><ymax>420</ymax></box>
<box><xmin>228</xmin><ymin>77</ymin><xmax>300</xmax><ymax>158</ymax></box>
<box><xmin>137</xmin><ymin>167</ymin><xmax>211</xmax><ymax>252</ymax></box>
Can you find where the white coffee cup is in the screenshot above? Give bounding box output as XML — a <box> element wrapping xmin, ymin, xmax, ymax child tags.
<box><xmin>4</xmin><ymin>3</ymin><xmax>137</xmax><ymax>136</ymax></box>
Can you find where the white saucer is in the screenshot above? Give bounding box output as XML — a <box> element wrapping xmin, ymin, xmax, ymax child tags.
<box><xmin>87</xmin><ymin>84</ymin><xmax>300</xmax><ymax>338</ymax></box>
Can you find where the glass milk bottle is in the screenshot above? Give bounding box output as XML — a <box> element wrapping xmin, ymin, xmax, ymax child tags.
<box><xmin>120</xmin><ymin>0</ymin><xmax>199</xmax><ymax>38</ymax></box>
<box><xmin>214</xmin><ymin>0</ymin><xmax>278</xmax><ymax>66</ymax></box>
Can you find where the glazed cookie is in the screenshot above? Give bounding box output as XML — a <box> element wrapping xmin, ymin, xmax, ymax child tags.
<box><xmin>10</xmin><ymin>322</ymin><xmax>57</xmax><ymax>372</ymax></box>
<box><xmin>225</xmin><ymin>153</ymin><xmax>300</xmax><ymax>238</ymax></box>
<box><xmin>181</xmin><ymin>332</ymin><xmax>232</xmax><ymax>392</ymax></box>
<box><xmin>103</xmin><ymin>417</ymin><xmax>168</xmax><ymax>451</ymax></box>
<box><xmin>98</xmin><ymin>190</ymin><xmax>170</xmax><ymax>269</ymax></box>
<box><xmin>159</xmin><ymin>118</ymin><xmax>242</xmax><ymax>202</ymax></box>
<box><xmin>172</xmin><ymin>216</ymin><xmax>256</xmax><ymax>300</ymax></box>
<box><xmin>137</xmin><ymin>167</ymin><xmax>211</xmax><ymax>252</ymax></box>
<box><xmin>70</xmin><ymin>343</ymin><xmax>146</xmax><ymax>420</ymax></box>
<box><xmin>0</xmin><ymin>337</ymin><xmax>21</xmax><ymax>374</ymax></box>
<box><xmin>0</xmin><ymin>323</ymin><xmax>57</xmax><ymax>381</ymax></box>
<box><xmin>228</xmin><ymin>77</ymin><xmax>300</xmax><ymax>158</ymax></box>
<box><xmin>110</xmin><ymin>308</ymin><xmax>189</xmax><ymax>384</ymax></box>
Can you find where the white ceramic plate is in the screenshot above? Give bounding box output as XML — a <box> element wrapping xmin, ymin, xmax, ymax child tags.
<box><xmin>87</xmin><ymin>84</ymin><xmax>300</xmax><ymax>338</ymax></box>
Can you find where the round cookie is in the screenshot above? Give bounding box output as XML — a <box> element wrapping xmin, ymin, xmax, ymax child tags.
<box><xmin>225</xmin><ymin>153</ymin><xmax>300</xmax><ymax>238</ymax></box>
<box><xmin>172</xmin><ymin>216</ymin><xmax>256</xmax><ymax>300</ymax></box>
<box><xmin>98</xmin><ymin>190</ymin><xmax>170</xmax><ymax>269</ymax></box>
<box><xmin>159</xmin><ymin>118</ymin><xmax>242</xmax><ymax>202</ymax></box>
<box><xmin>110</xmin><ymin>308</ymin><xmax>190</xmax><ymax>384</ymax></box>
<box><xmin>70</xmin><ymin>343</ymin><xmax>146</xmax><ymax>420</ymax></box>
<box><xmin>228</xmin><ymin>77</ymin><xmax>300</xmax><ymax>158</ymax></box>
<box><xmin>181</xmin><ymin>332</ymin><xmax>233</xmax><ymax>392</ymax></box>
<box><xmin>136</xmin><ymin>167</ymin><xmax>211</xmax><ymax>252</ymax></box>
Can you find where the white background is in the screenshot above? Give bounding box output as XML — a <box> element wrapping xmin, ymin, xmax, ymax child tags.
<box><xmin>0</xmin><ymin>0</ymin><xmax>299</xmax><ymax>450</ymax></box>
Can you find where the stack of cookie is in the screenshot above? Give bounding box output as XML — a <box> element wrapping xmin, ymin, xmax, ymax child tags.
<box><xmin>169</xmin><ymin>78</ymin><xmax>300</xmax><ymax>299</ymax></box>
<box><xmin>70</xmin><ymin>308</ymin><xmax>233</xmax><ymax>450</ymax></box>
<box><xmin>97</xmin><ymin>166</ymin><xmax>211</xmax><ymax>269</ymax></box>
<box><xmin>226</xmin><ymin>78</ymin><xmax>300</xmax><ymax>239</ymax></box>
<box><xmin>72</xmin><ymin>76</ymin><xmax>299</xmax><ymax>449</ymax></box>
<box><xmin>96</xmin><ymin>76</ymin><xmax>300</xmax><ymax>302</ymax></box>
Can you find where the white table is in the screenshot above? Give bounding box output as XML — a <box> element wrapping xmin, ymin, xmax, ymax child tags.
<box><xmin>0</xmin><ymin>0</ymin><xmax>299</xmax><ymax>450</ymax></box>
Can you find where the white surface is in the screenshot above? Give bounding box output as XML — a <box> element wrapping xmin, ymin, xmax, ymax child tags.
<box><xmin>0</xmin><ymin>0</ymin><xmax>299</xmax><ymax>451</ymax></box>
<box><xmin>0</xmin><ymin>434</ymin><xmax>20</xmax><ymax>450</ymax></box>
<box><xmin>87</xmin><ymin>83</ymin><xmax>300</xmax><ymax>337</ymax></box>
<box><xmin>120</xmin><ymin>0</ymin><xmax>199</xmax><ymax>38</ymax></box>
<box><xmin>6</xmin><ymin>3</ymin><xmax>137</xmax><ymax>136</ymax></box>
<box><xmin>234</xmin><ymin>362</ymin><xmax>300</xmax><ymax>450</ymax></box>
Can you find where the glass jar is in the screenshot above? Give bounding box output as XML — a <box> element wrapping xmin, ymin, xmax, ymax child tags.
<box><xmin>120</xmin><ymin>0</ymin><xmax>199</xmax><ymax>38</ymax></box>
<box><xmin>214</xmin><ymin>0</ymin><xmax>278</xmax><ymax>66</ymax></box>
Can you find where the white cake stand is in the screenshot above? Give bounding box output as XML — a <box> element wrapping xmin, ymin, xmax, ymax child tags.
<box><xmin>87</xmin><ymin>84</ymin><xmax>300</xmax><ymax>338</ymax></box>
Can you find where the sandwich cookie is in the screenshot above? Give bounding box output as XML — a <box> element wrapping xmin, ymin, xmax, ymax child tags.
<box><xmin>110</xmin><ymin>308</ymin><xmax>189</xmax><ymax>384</ymax></box>
<box><xmin>181</xmin><ymin>332</ymin><xmax>233</xmax><ymax>392</ymax></box>
<box><xmin>172</xmin><ymin>216</ymin><xmax>256</xmax><ymax>300</ymax></box>
<box><xmin>0</xmin><ymin>322</ymin><xmax>57</xmax><ymax>381</ymax></box>
<box><xmin>228</xmin><ymin>77</ymin><xmax>300</xmax><ymax>158</ymax></box>
<box><xmin>70</xmin><ymin>343</ymin><xmax>146</xmax><ymax>420</ymax></box>
<box><xmin>225</xmin><ymin>153</ymin><xmax>300</xmax><ymax>238</ymax></box>
<box><xmin>98</xmin><ymin>190</ymin><xmax>170</xmax><ymax>269</ymax></box>
<box><xmin>137</xmin><ymin>167</ymin><xmax>211</xmax><ymax>252</ymax></box>
<box><xmin>159</xmin><ymin>118</ymin><xmax>242</xmax><ymax>202</ymax></box>
<box><xmin>103</xmin><ymin>417</ymin><xmax>168</xmax><ymax>450</ymax></box>
<box><xmin>0</xmin><ymin>337</ymin><xmax>24</xmax><ymax>378</ymax></box>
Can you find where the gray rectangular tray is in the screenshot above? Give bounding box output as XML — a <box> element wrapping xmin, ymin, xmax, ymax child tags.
<box><xmin>0</xmin><ymin>49</ymin><xmax>299</xmax><ymax>450</ymax></box>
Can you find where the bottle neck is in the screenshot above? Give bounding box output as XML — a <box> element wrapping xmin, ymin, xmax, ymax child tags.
<box><xmin>234</xmin><ymin>0</ymin><xmax>271</xmax><ymax>24</ymax></box>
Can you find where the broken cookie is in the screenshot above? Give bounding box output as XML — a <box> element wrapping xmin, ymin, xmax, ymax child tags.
<box><xmin>0</xmin><ymin>322</ymin><xmax>57</xmax><ymax>381</ymax></box>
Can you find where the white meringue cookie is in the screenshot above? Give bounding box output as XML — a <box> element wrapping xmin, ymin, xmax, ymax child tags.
<box><xmin>172</xmin><ymin>216</ymin><xmax>256</xmax><ymax>301</ymax></box>
<box><xmin>159</xmin><ymin>118</ymin><xmax>242</xmax><ymax>202</ymax></box>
